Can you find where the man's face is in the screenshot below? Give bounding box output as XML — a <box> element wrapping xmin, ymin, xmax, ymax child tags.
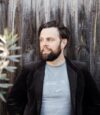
<box><xmin>39</xmin><ymin>27</ymin><xmax>65</xmax><ymax>61</ymax></box>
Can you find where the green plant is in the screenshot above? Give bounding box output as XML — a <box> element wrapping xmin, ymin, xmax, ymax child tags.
<box><xmin>0</xmin><ymin>29</ymin><xmax>21</xmax><ymax>102</ymax></box>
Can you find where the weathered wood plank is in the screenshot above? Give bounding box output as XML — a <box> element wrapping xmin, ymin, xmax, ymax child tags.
<box><xmin>1</xmin><ymin>0</ymin><xmax>99</xmax><ymax>83</ymax></box>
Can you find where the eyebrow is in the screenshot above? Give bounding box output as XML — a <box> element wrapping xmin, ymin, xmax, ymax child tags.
<box><xmin>39</xmin><ymin>37</ymin><xmax>56</xmax><ymax>40</ymax></box>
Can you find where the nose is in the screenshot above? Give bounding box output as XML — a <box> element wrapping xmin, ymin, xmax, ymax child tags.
<box><xmin>40</xmin><ymin>39</ymin><xmax>48</xmax><ymax>46</ymax></box>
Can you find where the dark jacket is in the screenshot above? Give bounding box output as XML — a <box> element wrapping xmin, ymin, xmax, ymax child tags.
<box><xmin>7</xmin><ymin>58</ymin><xmax>100</xmax><ymax>115</ymax></box>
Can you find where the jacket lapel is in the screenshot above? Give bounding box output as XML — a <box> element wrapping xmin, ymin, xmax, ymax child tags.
<box><xmin>66</xmin><ymin>58</ymin><xmax>77</xmax><ymax>114</ymax></box>
<box><xmin>33</xmin><ymin>62</ymin><xmax>45</xmax><ymax>115</ymax></box>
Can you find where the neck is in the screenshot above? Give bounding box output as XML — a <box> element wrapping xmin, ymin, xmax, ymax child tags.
<box><xmin>46</xmin><ymin>51</ymin><xmax>65</xmax><ymax>67</ymax></box>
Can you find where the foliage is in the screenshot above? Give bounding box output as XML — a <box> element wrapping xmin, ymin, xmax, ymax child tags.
<box><xmin>0</xmin><ymin>29</ymin><xmax>21</xmax><ymax>102</ymax></box>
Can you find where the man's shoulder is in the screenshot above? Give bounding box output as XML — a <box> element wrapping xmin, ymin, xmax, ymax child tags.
<box><xmin>71</xmin><ymin>60</ymin><xmax>87</xmax><ymax>69</ymax></box>
<box><xmin>16</xmin><ymin>60</ymin><xmax>45</xmax><ymax>81</ymax></box>
<box><xmin>22</xmin><ymin>60</ymin><xmax>45</xmax><ymax>72</ymax></box>
<box><xmin>66</xmin><ymin>58</ymin><xmax>88</xmax><ymax>72</ymax></box>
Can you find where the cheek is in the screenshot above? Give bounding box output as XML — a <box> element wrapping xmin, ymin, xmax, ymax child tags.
<box><xmin>51</xmin><ymin>44</ymin><xmax>61</xmax><ymax>52</ymax></box>
<box><xmin>39</xmin><ymin>41</ymin><xmax>61</xmax><ymax>51</ymax></box>
<box><xmin>39</xmin><ymin>43</ymin><xmax>43</xmax><ymax>50</ymax></box>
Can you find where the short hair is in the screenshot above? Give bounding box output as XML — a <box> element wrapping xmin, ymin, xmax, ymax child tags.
<box><xmin>38</xmin><ymin>20</ymin><xmax>71</xmax><ymax>40</ymax></box>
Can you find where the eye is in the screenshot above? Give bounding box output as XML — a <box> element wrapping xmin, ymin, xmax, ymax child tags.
<box><xmin>47</xmin><ymin>37</ymin><xmax>55</xmax><ymax>41</ymax></box>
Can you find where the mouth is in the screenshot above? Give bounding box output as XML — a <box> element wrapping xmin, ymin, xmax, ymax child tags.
<box><xmin>42</xmin><ymin>50</ymin><xmax>50</xmax><ymax>54</ymax></box>
<box><xmin>41</xmin><ymin>48</ymin><xmax>51</xmax><ymax>54</ymax></box>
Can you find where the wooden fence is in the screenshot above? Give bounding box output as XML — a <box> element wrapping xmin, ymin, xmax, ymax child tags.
<box><xmin>0</xmin><ymin>0</ymin><xmax>100</xmax><ymax>114</ymax></box>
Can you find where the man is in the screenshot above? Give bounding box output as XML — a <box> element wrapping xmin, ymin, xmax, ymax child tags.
<box><xmin>7</xmin><ymin>21</ymin><xmax>100</xmax><ymax>115</ymax></box>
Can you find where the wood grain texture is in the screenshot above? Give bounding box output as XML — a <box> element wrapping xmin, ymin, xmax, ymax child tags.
<box><xmin>0</xmin><ymin>0</ymin><xmax>100</xmax><ymax>83</ymax></box>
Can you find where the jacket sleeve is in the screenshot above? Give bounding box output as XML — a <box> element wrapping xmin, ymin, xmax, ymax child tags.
<box><xmin>7</xmin><ymin>67</ymin><xmax>29</xmax><ymax>115</ymax></box>
<box><xmin>82</xmin><ymin>68</ymin><xmax>100</xmax><ymax>115</ymax></box>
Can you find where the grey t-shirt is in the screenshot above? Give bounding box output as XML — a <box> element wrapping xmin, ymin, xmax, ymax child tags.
<box><xmin>40</xmin><ymin>62</ymin><xmax>71</xmax><ymax>115</ymax></box>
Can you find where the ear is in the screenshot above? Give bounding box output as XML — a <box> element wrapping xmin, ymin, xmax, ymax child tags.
<box><xmin>61</xmin><ymin>39</ymin><xmax>67</xmax><ymax>49</ymax></box>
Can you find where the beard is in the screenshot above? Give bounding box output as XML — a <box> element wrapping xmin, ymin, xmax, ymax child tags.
<box><xmin>40</xmin><ymin>46</ymin><xmax>61</xmax><ymax>61</ymax></box>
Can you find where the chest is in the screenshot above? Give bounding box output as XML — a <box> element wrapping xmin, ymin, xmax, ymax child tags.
<box><xmin>28</xmin><ymin>65</ymin><xmax>85</xmax><ymax>104</ymax></box>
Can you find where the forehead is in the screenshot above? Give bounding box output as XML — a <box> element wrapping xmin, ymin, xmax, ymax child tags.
<box><xmin>39</xmin><ymin>27</ymin><xmax>60</xmax><ymax>38</ymax></box>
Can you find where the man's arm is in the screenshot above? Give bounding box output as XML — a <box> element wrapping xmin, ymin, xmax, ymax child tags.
<box><xmin>7</xmin><ymin>67</ymin><xmax>29</xmax><ymax>115</ymax></box>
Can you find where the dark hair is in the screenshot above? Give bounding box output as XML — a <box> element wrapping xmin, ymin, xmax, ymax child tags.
<box><xmin>38</xmin><ymin>20</ymin><xmax>71</xmax><ymax>40</ymax></box>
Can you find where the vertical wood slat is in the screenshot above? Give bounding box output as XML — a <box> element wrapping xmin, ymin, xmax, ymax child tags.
<box><xmin>0</xmin><ymin>0</ymin><xmax>8</xmax><ymax>33</ymax></box>
<box><xmin>5</xmin><ymin>0</ymin><xmax>100</xmax><ymax>88</ymax></box>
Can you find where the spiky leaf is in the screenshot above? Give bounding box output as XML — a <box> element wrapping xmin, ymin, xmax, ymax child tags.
<box><xmin>0</xmin><ymin>93</ymin><xmax>6</xmax><ymax>102</ymax></box>
<box><xmin>7</xmin><ymin>55</ymin><xmax>21</xmax><ymax>62</ymax></box>
<box><xmin>5</xmin><ymin>66</ymin><xmax>17</xmax><ymax>73</ymax></box>
<box><xmin>0</xmin><ymin>83</ymin><xmax>13</xmax><ymax>88</ymax></box>
<box><xmin>9</xmin><ymin>44</ymin><xmax>21</xmax><ymax>50</ymax></box>
<box><xmin>0</xmin><ymin>74</ymin><xmax>9</xmax><ymax>81</ymax></box>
